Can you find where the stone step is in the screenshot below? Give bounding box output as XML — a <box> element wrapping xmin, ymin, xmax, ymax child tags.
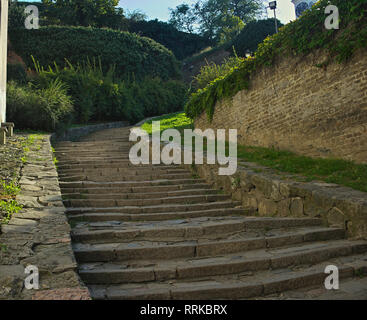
<box><xmin>61</xmin><ymin>183</ymin><xmax>212</xmax><ymax>195</ymax></box>
<box><xmin>62</xmin><ymin>188</ymin><xmax>220</xmax><ymax>200</ymax></box>
<box><xmin>74</xmin><ymin>233</ymin><xmax>354</xmax><ymax>264</ymax></box>
<box><xmin>58</xmin><ymin>169</ymin><xmax>191</xmax><ymax>179</ymax></box>
<box><xmin>86</xmin><ymin>253</ymin><xmax>367</xmax><ymax>300</ymax></box>
<box><xmin>71</xmin><ymin>217</ymin><xmax>324</xmax><ymax>242</ymax></box>
<box><xmin>66</xmin><ymin>200</ymin><xmax>242</xmax><ymax>215</ymax></box>
<box><xmin>57</xmin><ymin>163</ymin><xmax>180</xmax><ymax>170</ymax></box>
<box><xmin>64</xmin><ymin>194</ymin><xmax>232</xmax><ymax>208</ymax></box>
<box><xmin>59</xmin><ymin>173</ymin><xmax>195</xmax><ymax>182</ymax></box>
<box><xmin>69</xmin><ymin>208</ymin><xmax>249</xmax><ymax>223</ymax></box>
<box><xmin>59</xmin><ymin>178</ymin><xmax>207</xmax><ymax>189</ymax></box>
<box><xmin>58</xmin><ymin>167</ymin><xmax>187</xmax><ymax>175</ymax></box>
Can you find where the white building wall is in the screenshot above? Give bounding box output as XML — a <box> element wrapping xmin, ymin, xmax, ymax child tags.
<box><xmin>0</xmin><ymin>0</ymin><xmax>9</xmax><ymax>125</ymax></box>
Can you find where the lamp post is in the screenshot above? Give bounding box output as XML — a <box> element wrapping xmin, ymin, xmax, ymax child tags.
<box><xmin>269</xmin><ymin>1</ymin><xmax>278</xmax><ymax>34</ymax></box>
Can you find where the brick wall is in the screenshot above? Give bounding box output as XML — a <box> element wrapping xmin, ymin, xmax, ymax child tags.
<box><xmin>194</xmin><ymin>49</ymin><xmax>367</xmax><ymax>164</ymax></box>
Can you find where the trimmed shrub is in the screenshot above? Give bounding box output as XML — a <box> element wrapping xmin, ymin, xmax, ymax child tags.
<box><xmin>128</xmin><ymin>20</ymin><xmax>212</xmax><ymax>60</ymax></box>
<box><xmin>6</xmin><ymin>80</ymin><xmax>73</xmax><ymax>131</ymax></box>
<box><xmin>10</xmin><ymin>26</ymin><xmax>182</xmax><ymax>80</ymax></box>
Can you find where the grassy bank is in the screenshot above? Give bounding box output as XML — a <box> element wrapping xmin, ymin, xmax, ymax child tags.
<box><xmin>141</xmin><ymin>112</ymin><xmax>367</xmax><ymax>193</ymax></box>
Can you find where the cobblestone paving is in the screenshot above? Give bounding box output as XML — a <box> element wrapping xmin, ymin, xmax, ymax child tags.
<box><xmin>0</xmin><ymin>134</ymin><xmax>90</xmax><ymax>300</ymax></box>
<box><xmin>54</xmin><ymin>127</ymin><xmax>367</xmax><ymax>300</ymax></box>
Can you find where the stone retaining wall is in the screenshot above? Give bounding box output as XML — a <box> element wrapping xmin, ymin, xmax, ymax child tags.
<box><xmin>183</xmin><ymin>158</ymin><xmax>367</xmax><ymax>240</ymax></box>
<box><xmin>194</xmin><ymin>49</ymin><xmax>367</xmax><ymax>164</ymax></box>
<box><xmin>0</xmin><ymin>135</ymin><xmax>90</xmax><ymax>300</ymax></box>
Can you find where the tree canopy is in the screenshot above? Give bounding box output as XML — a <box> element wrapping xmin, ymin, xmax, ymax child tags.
<box><xmin>169</xmin><ymin>0</ymin><xmax>265</xmax><ymax>42</ymax></box>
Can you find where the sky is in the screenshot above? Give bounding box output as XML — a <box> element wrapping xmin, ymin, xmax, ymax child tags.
<box><xmin>23</xmin><ymin>0</ymin><xmax>297</xmax><ymax>25</ymax></box>
<box><xmin>119</xmin><ymin>0</ymin><xmax>296</xmax><ymax>24</ymax></box>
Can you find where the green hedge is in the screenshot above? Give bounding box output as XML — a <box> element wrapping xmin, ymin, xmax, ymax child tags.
<box><xmin>185</xmin><ymin>0</ymin><xmax>367</xmax><ymax>121</ymax></box>
<box><xmin>10</xmin><ymin>26</ymin><xmax>181</xmax><ymax>80</ymax></box>
<box><xmin>128</xmin><ymin>20</ymin><xmax>212</xmax><ymax>60</ymax></box>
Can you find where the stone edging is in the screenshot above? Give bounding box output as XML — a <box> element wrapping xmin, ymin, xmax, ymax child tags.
<box><xmin>183</xmin><ymin>160</ymin><xmax>367</xmax><ymax>239</ymax></box>
<box><xmin>0</xmin><ymin>134</ymin><xmax>90</xmax><ymax>300</ymax></box>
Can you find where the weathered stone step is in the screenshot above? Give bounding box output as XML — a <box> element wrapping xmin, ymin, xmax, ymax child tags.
<box><xmin>74</xmin><ymin>232</ymin><xmax>354</xmax><ymax>264</ymax></box>
<box><xmin>59</xmin><ymin>178</ymin><xmax>207</xmax><ymax>189</ymax></box>
<box><xmin>62</xmin><ymin>188</ymin><xmax>220</xmax><ymax>200</ymax></box>
<box><xmin>58</xmin><ymin>167</ymin><xmax>187</xmax><ymax>175</ymax></box>
<box><xmin>69</xmin><ymin>207</ymin><xmax>248</xmax><ymax>223</ymax></box>
<box><xmin>57</xmin><ymin>163</ymin><xmax>180</xmax><ymax>170</ymax></box>
<box><xmin>66</xmin><ymin>200</ymin><xmax>242</xmax><ymax>215</ymax></box>
<box><xmin>71</xmin><ymin>217</ymin><xmax>324</xmax><ymax>242</ymax></box>
<box><xmin>58</xmin><ymin>169</ymin><xmax>190</xmax><ymax>179</ymax></box>
<box><xmin>64</xmin><ymin>194</ymin><xmax>232</xmax><ymax>208</ymax></box>
<box><xmin>73</xmin><ymin>228</ymin><xmax>344</xmax><ymax>261</ymax></box>
<box><xmin>59</xmin><ymin>173</ymin><xmax>195</xmax><ymax>182</ymax></box>
<box><xmin>86</xmin><ymin>255</ymin><xmax>367</xmax><ymax>300</ymax></box>
<box><xmin>61</xmin><ymin>183</ymin><xmax>211</xmax><ymax>195</ymax></box>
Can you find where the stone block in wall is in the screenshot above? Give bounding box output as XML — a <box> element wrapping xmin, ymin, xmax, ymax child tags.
<box><xmin>290</xmin><ymin>197</ymin><xmax>304</xmax><ymax>217</ymax></box>
<box><xmin>258</xmin><ymin>198</ymin><xmax>277</xmax><ymax>216</ymax></box>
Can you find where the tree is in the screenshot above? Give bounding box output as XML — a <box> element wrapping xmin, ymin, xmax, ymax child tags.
<box><xmin>230</xmin><ymin>18</ymin><xmax>283</xmax><ymax>56</ymax></box>
<box><xmin>168</xmin><ymin>4</ymin><xmax>197</xmax><ymax>34</ymax></box>
<box><xmin>126</xmin><ymin>9</ymin><xmax>148</xmax><ymax>22</ymax></box>
<box><xmin>169</xmin><ymin>0</ymin><xmax>265</xmax><ymax>42</ymax></box>
<box><xmin>41</xmin><ymin>0</ymin><xmax>124</xmax><ymax>28</ymax></box>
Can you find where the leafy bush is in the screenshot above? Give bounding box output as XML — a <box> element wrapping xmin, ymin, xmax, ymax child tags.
<box><xmin>230</xmin><ymin>19</ymin><xmax>283</xmax><ymax>57</ymax></box>
<box><xmin>10</xmin><ymin>26</ymin><xmax>181</xmax><ymax>80</ymax></box>
<box><xmin>31</xmin><ymin>59</ymin><xmax>188</xmax><ymax>125</ymax></box>
<box><xmin>193</xmin><ymin>52</ymin><xmax>244</xmax><ymax>90</ymax></box>
<box><xmin>7</xmin><ymin>63</ymin><xmax>27</xmax><ymax>84</ymax></box>
<box><xmin>6</xmin><ymin>80</ymin><xmax>73</xmax><ymax>131</ymax></box>
<box><xmin>8</xmin><ymin>0</ymin><xmax>26</xmax><ymax>31</ymax></box>
<box><xmin>128</xmin><ymin>19</ymin><xmax>212</xmax><ymax>60</ymax></box>
<box><xmin>185</xmin><ymin>0</ymin><xmax>367</xmax><ymax>121</ymax></box>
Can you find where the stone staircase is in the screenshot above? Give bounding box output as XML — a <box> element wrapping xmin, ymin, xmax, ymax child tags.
<box><xmin>54</xmin><ymin>127</ymin><xmax>367</xmax><ymax>300</ymax></box>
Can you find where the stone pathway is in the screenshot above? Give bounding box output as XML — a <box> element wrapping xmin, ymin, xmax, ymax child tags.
<box><xmin>0</xmin><ymin>134</ymin><xmax>90</xmax><ymax>300</ymax></box>
<box><xmin>54</xmin><ymin>127</ymin><xmax>367</xmax><ymax>300</ymax></box>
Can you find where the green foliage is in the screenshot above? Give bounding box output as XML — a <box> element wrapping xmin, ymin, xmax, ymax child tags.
<box><xmin>31</xmin><ymin>59</ymin><xmax>188</xmax><ymax>125</ymax></box>
<box><xmin>8</xmin><ymin>0</ymin><xmax>26</xmax><ymax>31</ymax></box>
<box><xmin>230</xmin><ymin>19</ymin><xmax>283</xmax><ymax>56</ymax></box>
<box><xmin>7</xmin><ymin>63</ymin><xmax>27</xmax><ymax>84</ymax></box>
<box><xmin>141</xmin><ymin>112</ymin><xmax>193</xmax><ymax>134</ymax></box>
<box><xmin>0</xmin><ymin>200</ymin><xmax>23</xmax><ymax>225</ymax></box>
<box><xmin>193</xmin><ymin>51</ymin><xmax>244</xmax><ymax>90</ymax></box>
<box><xmin>6</xmin><ymin>80</ymin><xmax>73</xmax><ymax>131</ymax></box>
<box><xmin>169</xmin><ymin>0</ymin><xmax>263</xmax><ymax>41</ymax></box>
<box><xmin>128</xmin><ymin>19</ymin><xmax>212</xmax><ymax>60</ymax></box>
<box><xmin>0</xmin><ymin>180</ymin><xmax>20</xmax><ymax>196</ymax></box>
<box><xmin>41</xmin><ymin>0</ymin><xmax>123</xmax><ymax>28</ymax></box>
<box><xmin>10</xmin><ymin>26</ymin><xmax>181</xmax><ymax>80</ymax></box>
<box><xmin>185</xmin><ymin>0</ymin><xmax>367</xmax><ymax>121</ymax></box>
